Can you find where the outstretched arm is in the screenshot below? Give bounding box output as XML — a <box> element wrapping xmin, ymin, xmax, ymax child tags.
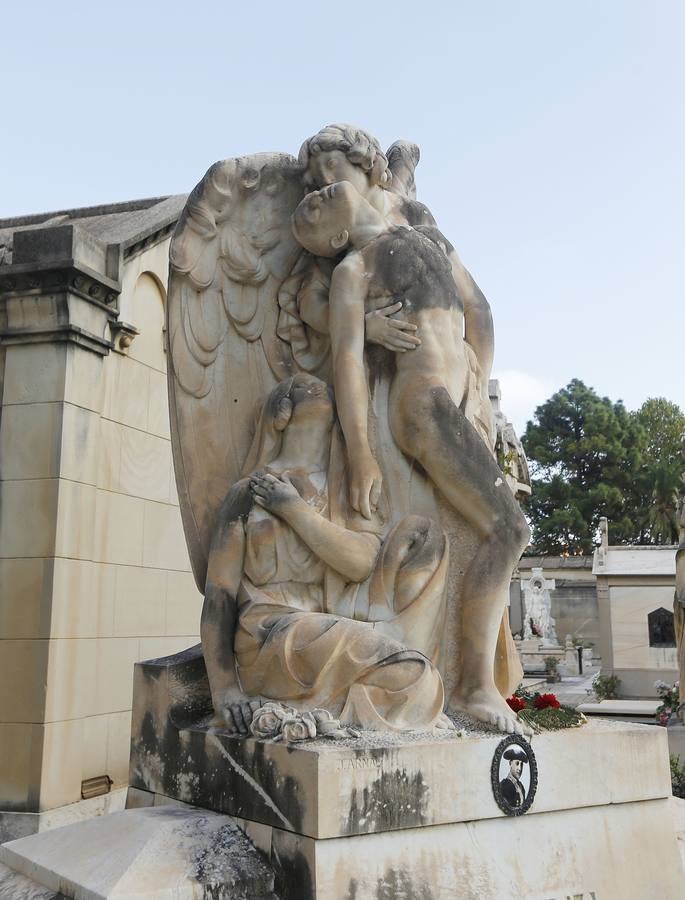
<box><xmin>329</xmin><ymin>255</ymin><xmax>383</xmax><ymax>518</ymax></box>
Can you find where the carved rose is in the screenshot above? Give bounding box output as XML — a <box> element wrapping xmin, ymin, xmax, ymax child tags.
<box><xmin>250</xmin><ymin>702</ymin><xmax>291</xmax><ymax>739</ymax></box>
<box><xmin>312</xmin><ymin>708</ymin><xmax>339</xmax><ymax>736</ymax></box>
<box><xmin>300</xmin><ymin>711</ymin><xmax>318</xmax><ymax>738</ymax></box>
<box><xmin>249</xmin><ymin>702</ymin><xmax>360</xmax><ymax>742</ymax></box>
<box><xmin>281</xmin><ymin>718</ymin><xmax>311</xmax><ymax>743</ymax></box>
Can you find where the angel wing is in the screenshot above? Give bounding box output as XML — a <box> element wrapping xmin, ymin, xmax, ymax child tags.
<box><xmin>167</xmin><ymin>153</ymin><xmax>304</xmax><ymax>590</ymax></box>
<box><xmin>386</xmin><ymin>140</ymin><xmax>421</xmax><ymax>199</ymax></box>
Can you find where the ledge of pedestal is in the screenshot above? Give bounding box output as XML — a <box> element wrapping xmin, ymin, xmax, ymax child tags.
<box><xmin>0</xmin><ymin>807</ymin><xmax>275</xmax><ymax>900</ymax></box>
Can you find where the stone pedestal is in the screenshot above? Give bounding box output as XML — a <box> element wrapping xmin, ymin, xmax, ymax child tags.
<box><xmin>126</xmin><ymin>650</ymin><xmax>682</xmax><ymax>897</ymax></box>
<box><xmin>2</xmin><ymin>648</ymin><xmax>683</xmax><ymax>898</ymax></box>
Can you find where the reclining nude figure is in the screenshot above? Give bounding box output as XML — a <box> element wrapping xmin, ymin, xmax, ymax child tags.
<box><xmin>202</xmin><ymin>372</ymin><xmax>451</xmax><ymax>735</ymax></box>
<box><xmin>292</xmin><ymin>182</ymin><xmax>531</xmax><ymax>734</ymax></box>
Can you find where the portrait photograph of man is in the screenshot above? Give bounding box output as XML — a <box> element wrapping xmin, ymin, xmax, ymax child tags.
<box><xmin>498</xmin><ymin>744</ymin><xmax>530</xmax><ymax>810</ymax></box>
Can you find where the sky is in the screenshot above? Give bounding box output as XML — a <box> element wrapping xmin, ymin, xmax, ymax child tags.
<box><xmin>2</xmin><ymin>1</ymin><xmax>683</xmax><ymax>433</ymax></box>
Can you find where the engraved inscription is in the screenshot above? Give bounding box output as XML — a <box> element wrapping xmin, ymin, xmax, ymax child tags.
<box><xmin>544</xmin><ymin>892</ymin><xmax>597</xmax><ymax>900</ymax></box>
<box><xmin>337</xmin><ymin>757</ymin><xmax>384</xmax><ymax>771</ymax></box>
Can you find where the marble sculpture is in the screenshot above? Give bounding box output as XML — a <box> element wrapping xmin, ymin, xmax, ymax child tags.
<box><xmin>167</xmin><ymin>124</ymin><xmax>531</xmax><ymax>739</ymax></box>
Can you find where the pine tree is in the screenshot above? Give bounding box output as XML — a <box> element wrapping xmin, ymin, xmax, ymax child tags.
<box><xmin>632</xmin><ymin>398</ymin><xmax>685</xmax><ymax>543</ymax></box>
<box><xmin>521</xmin><ymin>379</ymin><xmax>644</xmax><ymax>554</ymax></box>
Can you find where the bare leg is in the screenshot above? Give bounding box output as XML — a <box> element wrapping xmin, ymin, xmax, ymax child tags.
<box><xmin>390</xmin><ymin>375</ymin><xmax>531</xmax><ymax>734</ymax></box>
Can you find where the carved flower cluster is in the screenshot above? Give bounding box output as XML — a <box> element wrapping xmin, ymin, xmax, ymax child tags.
<box><xmin>249</xmin><ymin>702</ymin><xmax>359</xmax><ymax>743</ymax></box>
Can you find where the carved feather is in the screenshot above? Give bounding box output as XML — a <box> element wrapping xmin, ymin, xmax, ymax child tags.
<box><xmin>167</xmin><ymin>153</ymin><xmax>303</xmax><ymax>589</ymax></box>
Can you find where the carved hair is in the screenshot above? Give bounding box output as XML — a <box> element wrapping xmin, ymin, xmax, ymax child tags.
<box><xmin>299</xmin><ymin>124</ymin><xmax>391</xmax><ymax>189</ymax></box>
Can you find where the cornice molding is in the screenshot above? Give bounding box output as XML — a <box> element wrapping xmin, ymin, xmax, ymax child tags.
<box><xmin>0</xmin><ymin>261</ymin><xmax>120</xmax><ymax>356</ymax></box>
<box><xmin>0</xmin><ymin>323</ymin><xmax>113</xmax><ymax>355</ymax></box>
<box><xmin>123</xmin><ymin>221</ymin><xmax>176</xmax><ymax>261</ymax></box>
<box><xmin>0</xmin><ymin>264</ymin><xmax>120</xmax><ymax>308</ymax></box>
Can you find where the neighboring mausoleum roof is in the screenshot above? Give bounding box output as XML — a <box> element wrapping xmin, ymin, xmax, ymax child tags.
<box><xmin>593</xmin><ymin>543</ymin><xmax>677</xmax><ymax>577</ymax></box>
<box><xmin>0</xmin><ymin>195</ymin><xmax>187</xmax><ymax>266</ymax></box>
<box><xmin>519</xmin><ymin>555</ymin><xmax>594</xmax><ymax>570</ymax></box>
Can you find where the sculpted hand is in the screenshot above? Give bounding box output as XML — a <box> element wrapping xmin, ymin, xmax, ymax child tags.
<box><xmin>349</xmin><ymin>453</ymin><xmax>382</xmax><ymax>519</ymax></box>
<box><xmin>250</xmin><ymin>471</ymin><xmax>301</xmax><ymax>516</ymax></box>
<box><xmin>365</xmin><ymin>301</ymin><xmax>421</xmax><ymax>352</ymax></box>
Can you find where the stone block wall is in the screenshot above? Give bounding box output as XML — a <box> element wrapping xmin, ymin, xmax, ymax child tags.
<box><xmin>0</xmin><ymin>217</ymin><xmax>201</xmax><ymax>836</ymax></box>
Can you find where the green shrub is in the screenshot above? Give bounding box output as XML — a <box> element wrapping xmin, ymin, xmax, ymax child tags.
<box><xmin>589</xmin><ymin>673</ymin><xmax>620</xmax><ymax>701</ymax></box>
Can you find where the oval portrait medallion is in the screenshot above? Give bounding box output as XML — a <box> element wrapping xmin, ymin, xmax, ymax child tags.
<box><xmin>491</xmin><ymin>735</ymin><xmax>538</xmax><ymax>816</ymax></box>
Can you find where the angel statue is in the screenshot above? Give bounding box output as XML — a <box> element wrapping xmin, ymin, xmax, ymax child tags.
<box><xmin>167</xmin><ymin>124</ymin><xmax>530</xmax><ymax>737</ymax></box>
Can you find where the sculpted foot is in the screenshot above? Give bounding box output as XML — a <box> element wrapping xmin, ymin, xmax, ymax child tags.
<box><xmin>449</xmin><ymin>687</ymin><xmax>533</xmax><ymax>737</ymax></box>
<box><xmin>209</xmin><ymin>695</ymin><xmax>264</xmax><ymax>736</ymax></box>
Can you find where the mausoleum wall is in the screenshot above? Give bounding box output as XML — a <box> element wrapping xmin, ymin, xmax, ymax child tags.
<box><xmin>594</xmin><ymin>544</ymin><xmax>678</xmax><ymax>698</ymax></box>
<box><xmin>0</xmin><ymin>219</ymin><xmax>200</xmax><ymax>840</ymax></box>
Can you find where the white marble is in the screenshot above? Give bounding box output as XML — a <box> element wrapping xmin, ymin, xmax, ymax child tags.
<box><xmin>280</xmin><ymin>798</ymin><xmax>683</xmax><ymax>899</ymax></box>
<box><xmin>577</xmin><ymin>699</ymin><xmax>660</xmax><ymax>716</ymax></box>
<box><xmin>0</xmin><ymin>806</ymin><xmax>273</xmax><ymax>899</ymax></box>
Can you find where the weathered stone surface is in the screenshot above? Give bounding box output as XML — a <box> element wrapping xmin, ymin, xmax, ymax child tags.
<box><xmin>169</xmin><ymin>125</ymin><xmax>527</xmax><ymax>742</ymax></box>
<box><xmin>0</xmin><ymin>807</ymin><xmax>274</xmax><ymax>899</ymax></box>
<box><xmin>270</xmin><ymin>798</ymin><xmax>683</xmax><ymax>900</ymax></box>
<box><xmin>4</xmin><ymin>705</ymin><xmax>681</xmax><ymax>898</ymax></box>
<box><xmin>130</xmin><ymin>650</ymin><xmax>673</xmax><ymax>840</ymax></box>
<box><xmin>0</xmin><ymin>862</ymin><xmax>62</xmax><ymax>899</ymax></box>
<box><xmin>0</xmin><ymin>788</ymin><xmax>127</xmax><ymax>845</ymax></box>
<box><xmin>4</xmin><ymin>797</ymin><xmax>682</xmax><ymax>899</ymax></box>
<box><xmin>671</xmin><ymin>796</ymin><xmax>685</xmax><ymax>872</ymax></box>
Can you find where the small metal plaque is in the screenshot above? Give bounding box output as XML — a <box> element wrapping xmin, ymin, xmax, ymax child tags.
<box><xmin>491</xmin><ymin>735</ymin><xmax>538</xmax><ymax>816</ymax></box>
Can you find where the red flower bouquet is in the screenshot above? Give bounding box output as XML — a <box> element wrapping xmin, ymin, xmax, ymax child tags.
<box><xmin>504</xmin><ymin>689</ymin><xmax>583</xmax><ymax>731</ymax></box>
<box><xmin>534</xmin><ymin>693</ymin><xmax>561</xmax><ymax>710</ymax></box>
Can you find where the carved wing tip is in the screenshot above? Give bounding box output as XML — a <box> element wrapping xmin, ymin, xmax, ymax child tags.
<box><xmin>387</xmin><ymin>139</ymin><xmax>421</xmax><ymax>167</ymax></box>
